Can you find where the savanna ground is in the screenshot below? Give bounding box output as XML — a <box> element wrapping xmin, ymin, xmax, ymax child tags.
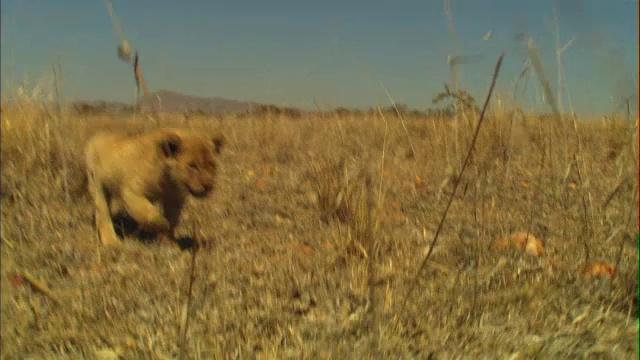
<box><xmin>1</xmin><ymin>98</ymin><xmax>638</xmax><ymax>359</ymax></box>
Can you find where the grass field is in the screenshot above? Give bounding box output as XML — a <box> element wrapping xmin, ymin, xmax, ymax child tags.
<box><xmin>1</xmin><ymin>100</ymin><xmax>638</xmax><ymax>358</ymax></box>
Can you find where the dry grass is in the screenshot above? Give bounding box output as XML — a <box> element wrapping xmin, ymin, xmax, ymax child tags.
<box><xmin>1</xmin><ymin>100</ymin><xmax>638</xmax><ymax>359</ymax></box>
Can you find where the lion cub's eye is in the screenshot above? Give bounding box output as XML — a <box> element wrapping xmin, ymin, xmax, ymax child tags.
<box><xmin>189</xmin><ymin>163</ymin><xmax>198</xmax><ymax>171</ymax></box>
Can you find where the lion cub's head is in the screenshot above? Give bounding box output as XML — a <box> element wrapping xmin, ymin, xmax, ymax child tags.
<box><xmin>158</xmin><ymin>129</ymin><xmax>225</xmax><ymax>198</ymax></box>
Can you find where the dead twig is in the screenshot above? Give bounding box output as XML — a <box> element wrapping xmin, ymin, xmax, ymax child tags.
<box><xmin>22</xmin><ymin>271</ymin><xmax>60</xmax><ymax>305</ymax></box>
<box><xmin>364</xmin><ymin>173</ymin><xmax>378</xmax><ymax>353</ymax></box>
<box><xmin>400</xmin><ymin>52</ymin><xmax>505</xmax><ymax>314</ymax></box>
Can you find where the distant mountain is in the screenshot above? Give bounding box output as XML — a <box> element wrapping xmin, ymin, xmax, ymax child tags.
<box><xmin>136</xmin><ymin>90</ymin><xmax>258</xmax><ymax>115</ymax></box>
<box><xmin>67</xmin><ymin>90</ymin><xmax>308</xmax><ymax>117</ymax></box>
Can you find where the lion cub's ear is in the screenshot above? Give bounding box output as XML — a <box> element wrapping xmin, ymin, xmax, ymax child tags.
<box><xmin>212</xmin><ymin>134</ymin><xmax>225</xmax><ymax>154</ymax></box>
<box><xmin>160</xmin><ymin>132</ymin><xmax>182</xmax><ymax>158</ymax></box>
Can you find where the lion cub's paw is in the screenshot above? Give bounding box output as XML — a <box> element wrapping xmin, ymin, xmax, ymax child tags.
<box><xmin>99</xmin><ymin>230</ymin><xmax>122</xmax><ymax>247</ymax></box>
<box><xmin>156</xmin><ymin>232</ymin><xmax>175</xmax><ymax>245</ymax></box>
<box><xmin>137</xmin><ymin>215</ymin><xmax>171</xmax><ymax>234</ymax></box>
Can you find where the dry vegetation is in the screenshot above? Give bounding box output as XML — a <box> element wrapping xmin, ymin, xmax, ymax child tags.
<box><xmin>1</xmin><ymin>95</ymin><xmax>638</xmax><ymax>358</ymax></box>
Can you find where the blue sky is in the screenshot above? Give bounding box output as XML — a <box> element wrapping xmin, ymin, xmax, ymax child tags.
<box><xmin>1</xmin><ymin>0</ymin><xmax>638</xmax><ymax>115</ymax></box>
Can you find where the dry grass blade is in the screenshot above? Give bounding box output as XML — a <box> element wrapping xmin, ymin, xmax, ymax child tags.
<box><xmin>103</xmin><ymin>0</ymin><xmax>127</xmax><ymax>44</ymax></box>
<box><xmin>380</xmin><ymin>83</ymin><xmax>416</xmax><ymax>158</ymax></box>
<box><xmin>179</xmin><ymin>226</ymin><xmax>200</xmax><ymax>360</ymax></box>
<box><xmin>613</xmin><ymin>182</ymin><xmax>639</xmax><ymax>281</ymax></box>
<box><xmin>525</xmin><ymin>125</ymin><xmax>547</xmax><ymax>259</ymax></box>
<box><xmin>574</xmin><ymin>154</ymin><xmax>592</xmax><ymax>265</ymax></box>
<box><xmin>375</xmin><ymin>101</ymin><xmax>390</xmax><ymax>207</ymax></box>
<box><xmin>527</xmin><ymin>39</ymin><xmax>560</xmax><ymax>116</ymax></box>
<box><xmin>601</xmin><ymin>179</ymin><xmax>628</xmax><ymax>210</ymax></box>
<box><xmin>364</xmin><ymin>173</ymin><xmax>378</xmax><ymax>353</ymax></box>
<box><xmin>400</xmin><ymin>52</ymin><xmax>505</xmax><ymax>314</ymax></box>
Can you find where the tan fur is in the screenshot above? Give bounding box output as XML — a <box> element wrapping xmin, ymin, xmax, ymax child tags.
<box><xmin>85</xmin><ymin>127</ymin><xmax>224</xmax><ymax>246</ymax></box>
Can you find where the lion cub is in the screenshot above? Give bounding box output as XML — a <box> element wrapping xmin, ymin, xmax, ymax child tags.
<box><xmin>85</xmin><ymin>128</ymin><xmax>224</xmax><ymax>246</ymax></box>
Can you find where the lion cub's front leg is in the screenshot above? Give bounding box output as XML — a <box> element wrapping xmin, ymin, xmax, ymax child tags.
<box><xmin>88</xmin><ymin>173</ymin><xmax>120</xmax><ymax>246</ymax></box>
<box><xmin>121</xmin><ymin>187</ymin><xmax>171</xmax><ymax>238</ymax></box>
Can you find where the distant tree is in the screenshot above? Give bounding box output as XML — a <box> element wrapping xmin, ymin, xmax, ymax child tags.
<box><xmin>376</xmin><ymin>103</ymin><xmax>408</xmax><ymax>117</ymax></box>
<box><xmin>333</xmin><ymin>107</ymin><xmax>352</xmax><ymax>117</ymax></box>
<box><xmin>118</xmin><ymin>104</ymin><xmax>135</xmax><ymax>114</ymax></box>
<box><xmin>423</xmin><ymin>107</ymin><xmax>455</xmax><ymax>119</ymax></box>
<box><xmin>72</xmin><ymin>101</ymin><xmax>107</xmax><ymax>116</ymax></box>
<box><xmin>247</xmin><ymin>104</ymin><xmax>302</xmax><ymax>119</ymax></box>
<box><xmin>282</xmin><ymin>107</ymin><xmax>302</xmax><ymax>119</ymax></box>
<box><xmin>394</xmin><ymin>103</ymin><xmax>409</xmax><ymax>115</ymax></box>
